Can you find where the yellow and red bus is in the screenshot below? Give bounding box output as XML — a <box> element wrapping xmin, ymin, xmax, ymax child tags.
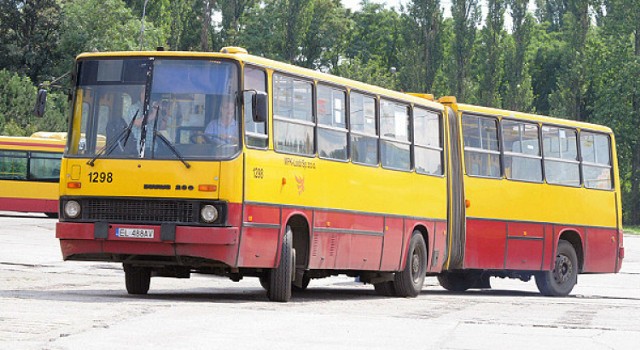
<box><xmin>439</xmin><ymin>98</ymin><xmax>624</xmax><ymax>295</ymax></box>
<box><xmin>48</xmin><ymin>47</ymin><xmax>622</xmax><ymax>301</ymax></box>
<box><xmin>0</xmin><ymin>133</ymin><xmax>65</xmax><ymax>217</ymax></box>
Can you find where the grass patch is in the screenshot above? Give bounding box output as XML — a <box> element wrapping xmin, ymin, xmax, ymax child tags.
<box><xmin>623</xmin><ymin>225</ymin><xmax>640</xmax><ymax>235</ymax></box>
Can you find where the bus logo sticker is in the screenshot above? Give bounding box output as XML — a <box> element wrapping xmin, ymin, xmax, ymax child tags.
<box><xmin>295</xmin><ymin>175</ymin><xmax>305</xmax><ymax>195</ymax></box>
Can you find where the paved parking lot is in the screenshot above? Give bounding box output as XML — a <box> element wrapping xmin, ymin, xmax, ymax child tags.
<box><xmin>1</xmin><ymin>212</ymin><xmax>638</xmax><ymax>349</ymax></box>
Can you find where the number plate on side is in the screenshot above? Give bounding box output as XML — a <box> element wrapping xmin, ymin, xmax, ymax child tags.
<box><xmin>115</xmin><ymin>228</ymin><xmax>155</xmax><ymax>239</ymax></box>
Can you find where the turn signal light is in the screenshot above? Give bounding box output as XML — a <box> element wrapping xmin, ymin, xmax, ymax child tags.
<box><xmin>67</xmin><ymin>182</ymin><xmax>82</xmax><ymax>189</ymax></box>
<box><xmin>198</xmin><ymin>184</ymin><xmax>217</xmax><ymax>192</ymax></box>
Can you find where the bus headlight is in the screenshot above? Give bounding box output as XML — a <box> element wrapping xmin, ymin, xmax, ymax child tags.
<box><xmin>64</xmin><ymin>200</ymin><xmax>81</xmax><ymax>218</ymax></box>
<box><xmin>200</xmin><ymin>205</ymin><xmax>218</xmax><ymax>223</ymax></box>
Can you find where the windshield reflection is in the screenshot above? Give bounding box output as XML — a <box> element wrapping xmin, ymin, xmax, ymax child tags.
<box><xmin>70</xmin><ymin>58</ymin><xmax>240</xmax><ymax>160</ymax></box>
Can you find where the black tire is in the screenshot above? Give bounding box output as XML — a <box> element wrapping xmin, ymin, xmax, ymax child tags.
<box><xmin>373</xmin><ymin>281</ymin><xmax>396</xmax><ymax>296</ymax></box>
<box><xmin>393</xmin><ymin>232</ymin><xmax>427</xmax><ymax>297</ymax></box>
<box><xmin>124</xmin><ymin>264</ymin><xmax>151</xmax><ymax>295</ymax></box>
<box><xmin>292</xmin><ymin>274</ymin><xmax>311</xmax><ymax>292</ymax></box>
<box><xmin>259</xmin><ymin>274</ymin><xmax>269</xmax><ymax>290</ymax></box>
<box><xmin>535</xmin><ymin>240</ymin><xmax>578</xmax><ymax>296</ymax></box>
<box><xmin>437</xmin><ymin>271</ymin><xmax>477</xmax><ymax>292</ymax></box>
<box><xmin>267</xmin><ymin>226</ymin><xmax>293</xmax><ymax>302</ymax></box>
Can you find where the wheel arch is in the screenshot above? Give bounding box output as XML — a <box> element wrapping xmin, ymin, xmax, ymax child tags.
<box><xmin>284</xmin><ymin>213</ymin><xmax>310</xmax><ymax>269</ymax></box>
<box><xmin>558</xmin><ymin>229</ymin><xmax>584</xmax><ymax>272</ymax></box>
<box><xmin>400</xmin><ymin>224</ymin><xmax>429</xmax><ymax>271</ymax></box>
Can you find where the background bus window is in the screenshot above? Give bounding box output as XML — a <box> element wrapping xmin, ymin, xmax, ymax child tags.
<box><xmin>581</xmin><ymin>132</ymin><xmax>613</xmax><ymax>190</ymax></box>
<box><xmin>414</xmin><ymin>107</ymin><xmax>443</xmax><ymax>175</ymax></box>
<box><xmin>542</xmin><ymin>126</ymin><xmax>580</xmax><ymax>186</ymax></box>
<box><xmin>317</xmin><ymin>84</ymin><xmax>347</xmax><ymax>160</ymax></box>
<box><xmin>273</xmin><ymin>74</ymin><xmax>314</xmax><ymax>156</ymax></box>
<box><xmin>244</xmin><ymin>66</ymin><xmax>267</xmax><ymax>148</ymax></box>
<box><xmin>462</xmin><ymin>114</ymin><xmax>501</xmax><ymax>178</ymax></box>
<box><xmin>380</xmin><ymin>99</ymin><xmax>410</xmax><ymax>171</ymax></box>
<box><xmin>502</xmin><ymin>120</ymin><xmax>542</xmax><ymax>182</ymax></box>
<box><xmin>350</xmin><ymin>92</ymin><xmax>377</xmax><ymax>165</ymax></box>
<box><xmin>28</xmin><ymin>152</ymin><xmax>62</xmax><ymax>181</ymax></box>
<box><xmin>0</xmin><ymin>151</ymin><xmax>27</xmax><ymax>180</ymax></box>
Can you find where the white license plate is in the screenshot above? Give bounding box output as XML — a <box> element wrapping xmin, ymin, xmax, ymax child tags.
<box><xmin>115</xmin><ymin>228</ymin><xmax>155</xmax><ymax>239</ymax></box>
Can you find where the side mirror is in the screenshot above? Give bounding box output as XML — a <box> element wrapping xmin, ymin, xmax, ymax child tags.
<box><xmin>34</xmin><ymin>89</ymin><xmax>47</xmax><ymax>117</ymax></box>
<box><xmin>253</xmin><ymin>91</ymin><xmax>268</xmax><ymax>123</ymax></box>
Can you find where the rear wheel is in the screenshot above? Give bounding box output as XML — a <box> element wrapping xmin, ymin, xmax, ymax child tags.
<box><xmin>124</xmin><ymin>264</ymin><xmax>151</xmax><ymax>295</ymax></box>
<box><xmin>393</xmin><ymin>232</ymin><xmax>427</xmax><ymax>297</ymax></box>
<box><xmin>267</xmin><ymin>226</ymin><xmax>293</xmax><ymax>302</ymax></box>
<box><xmin>535</xmin><ymin>240</ymin><xmax>578</xmax><ymax>296</ymax></box>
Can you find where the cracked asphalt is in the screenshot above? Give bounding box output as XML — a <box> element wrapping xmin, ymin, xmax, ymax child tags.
<box><xmin>1</xmin><ymin>212</ymin><xmax>638</xmax><ymax>350</ymax></box>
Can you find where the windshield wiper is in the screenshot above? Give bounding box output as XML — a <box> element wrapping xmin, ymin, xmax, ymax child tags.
<box><xmin>146</xmin><ymin>105</ymin><xmax>190</xmax><ymax>169</ymax></box>
<box><xmin>87</xmin><ymin>110</ymin><xmax>138</xmax><ymax>167</ymax></box>
<box><xmin>153</xmin><ymin>131</ymin><xmax>191</xmax><ymax>169</ymax></box>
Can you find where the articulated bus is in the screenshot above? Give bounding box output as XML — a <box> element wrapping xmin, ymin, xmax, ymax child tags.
<box><xmin>0</xmin><ymin>133</ymin><xmax>65</xmax><ymax>217</ymax></box>
<box><xmin>48</xmin><ymin>47</ymin><xmax>622</xmax><ymax>302</ymax></box>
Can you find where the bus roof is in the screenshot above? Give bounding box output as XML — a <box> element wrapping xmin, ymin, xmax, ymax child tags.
<box><xmin>75</xmin><ymin>49</ymin><xmax>445</xmax><ymax>111</ymax></box>
<box><xmin>451</xmin><ymin>102</ymin><xmax>613</xmax><ymax>134</ymax></box>
<box><xmin>0</xmin><ymin>135</ymin><xmax>66</xmax><ymax>152</ymax></box>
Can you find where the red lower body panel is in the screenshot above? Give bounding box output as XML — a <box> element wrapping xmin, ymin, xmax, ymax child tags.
<box><xmin>0</xmin><ymin>197</ymin><xmax>58</xmax><ymax>214</ymax></box>
<box><xmin>464</xmin><ymin>218</ymin><xmax>620</xmax><ymax>273</ymax></box>
<box><xmin>57</xmin><ymin>222</ymin><xmax>239</xmax><ymax>267</ymax></box>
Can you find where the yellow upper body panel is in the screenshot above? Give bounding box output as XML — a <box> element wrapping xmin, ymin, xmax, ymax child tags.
<box><xmin>59</xmin><ymin>156</ymin><xmax>243</xmax><ymax>203</ymax></box>
<box><xmin>244</xmin><ymin>149</ymin><xmax>447</xmax><ymax>219</ymax></box>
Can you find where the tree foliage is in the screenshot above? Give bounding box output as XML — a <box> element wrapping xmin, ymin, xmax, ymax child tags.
<box><xmin>2</xmin><ymin>0</ymin><xmax>640</xmax><ymax>223</ymax></box>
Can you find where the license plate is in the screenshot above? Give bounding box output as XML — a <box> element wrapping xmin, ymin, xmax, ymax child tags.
<box><xmin>115</xmin><ymin>228</ymin><xmax>155</xmax><ymax>239</ymax></box>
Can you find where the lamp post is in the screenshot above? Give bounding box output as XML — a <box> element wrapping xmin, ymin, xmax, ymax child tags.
<box><xmin>139</xmin><ymin>0</ymin><xmax>150</xmax><ymax>50</ymax></box>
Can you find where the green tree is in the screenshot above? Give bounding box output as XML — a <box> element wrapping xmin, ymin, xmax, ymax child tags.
<box><xmin>450</xmin><ymin>0</ymin><xmax>481</xmax><ymax>101</ymax></box>
<box><xmin>345</xmin><ymin>1</ymin><xmax>402</xmax><ymax>69</ymax></box>
<box><xmin>593</xmin><ymin>0</ymin><xmax>640</xmax><ymax>224</ymax></box>
<box><xmin>400</xmin><ymin>0</ymin><xmax>444</xmax><ymax>93</ymax></box>
<box><xmin>0</xmin><ymin>69</ymin><xmax>66</xmax><ymax>136</ymax></box>
<box><xmin>548</xmin><ymin>0</ymin><xmax>593</xmax><ymax>121</ymax></box>
<box><xmin>535</xmin><ymin>0</ymin><xmax>568</xmax><ymax>32</ymax></box>
<box><xmin>502</xmin><ymin>0</ymin><xmax>535</xmax><ymax>112</ymax></box>
<box><xmin>332</xmin><ymin>57</ymin><xmax>397</xmax><ymax>90</ymax></box>
<box><xmin>529</xmin><ymin>21</ymin><xmax>563</xmax><ymax>115</ymax></box>
<box><xmin>218</xmin><ymin>0</ymin><xmax>255</xmax><ymax>47</ymax></box>
<box><xmin>57</xmin><ymin>0</ymin><xmax>165</xmax><ymax>67</ymax></box>
<box><xmin>299</xmin><ymin>0</ymin><xmax>350</xmax><ymax>70</ymax></box>
<box><xmin>475</xmin><ymin>0</ymin><xmax>506</xmax><ymax>108</ymax></box>
<box><xmin>0</xmin><ymin>0</ymin><xmax>63</xmax><ymax>83</ymax></box>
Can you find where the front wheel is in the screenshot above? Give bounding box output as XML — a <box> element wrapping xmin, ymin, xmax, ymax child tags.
<box><xmin>393</xmin><ymin>232</ymin><xmax>427</xmax><ymax>297</ymax></box>
<box><xmin>535</xmin><ymin>240</ymin><xmax>578</xmax><ymax>296</ymax></box>
<box><xmin>267</xmin><ymin>226</ymin><xmax>294</xmax><ymax>302</ymax></box>
<box><xmin>124</xmin><ymin>264</ymin><xmax>151</xmax><ymax>295</ymax></box>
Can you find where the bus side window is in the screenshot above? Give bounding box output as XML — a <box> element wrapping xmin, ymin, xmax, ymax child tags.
<box><xmin>380</xmin><ymin>99</ymin><xmax>410</xmax><ymax>171</ymax></box>
<box><xmin>414</xmin><ymin>107</ymin><xmax>443</xmax><ymax>175</ymax></box>
<box><xmin>317</xmin><ymin>84</ymin><xmax>347</xmax><ymax>161</ymax></box>
<box><xmin>28</xmin><ymin>152</ymin><xmax>62</xmax><ymax>181</ymax></box>
<box><xmin>462</xmin><ymin>114</ymin><xmax>501</xmax><ymax>178</ymax></box>
<box><xmin>502</xmin><ymin>120</ymin><xmax>542</xmax><ymax>182</ymax></box>
<box><xmin>581</xmin><ymin>131</ymin><xmax>612</xmax><ymax>190</ymax></box>
<box><xmin>0</xmin><ymin>151</ymin><xmax>27</xmax><ymax>180</ymax></box>
<box><xmin>273</xmin><ymin>74</ymin><xmax>314</xmax><ymax>156</ymax></box>
<box><xmin>542</xmin><ymin>126</ymin><xmax>580</xmax><ymax>186</ymax></box>
<box><xmin>350</xmin><ymin>92</ymin><xmax>378</xmax><ymax>165</ymax></box>
<box><xmin>244</xmin><ymin>66</ymin><xmax>268</xmax><ymax>148</ymax></box>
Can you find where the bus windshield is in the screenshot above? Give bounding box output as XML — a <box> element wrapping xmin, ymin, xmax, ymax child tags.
<box><xmin>69</xmin><ymin>58</ymin><xmax>240</xmax><ymax>160</ymax></box>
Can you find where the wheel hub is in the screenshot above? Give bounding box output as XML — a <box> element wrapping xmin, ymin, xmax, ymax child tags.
<box><xmin>553</xmin><ymin>254</ymin><xmax>573</xmax><ymax>284</ymax></box>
